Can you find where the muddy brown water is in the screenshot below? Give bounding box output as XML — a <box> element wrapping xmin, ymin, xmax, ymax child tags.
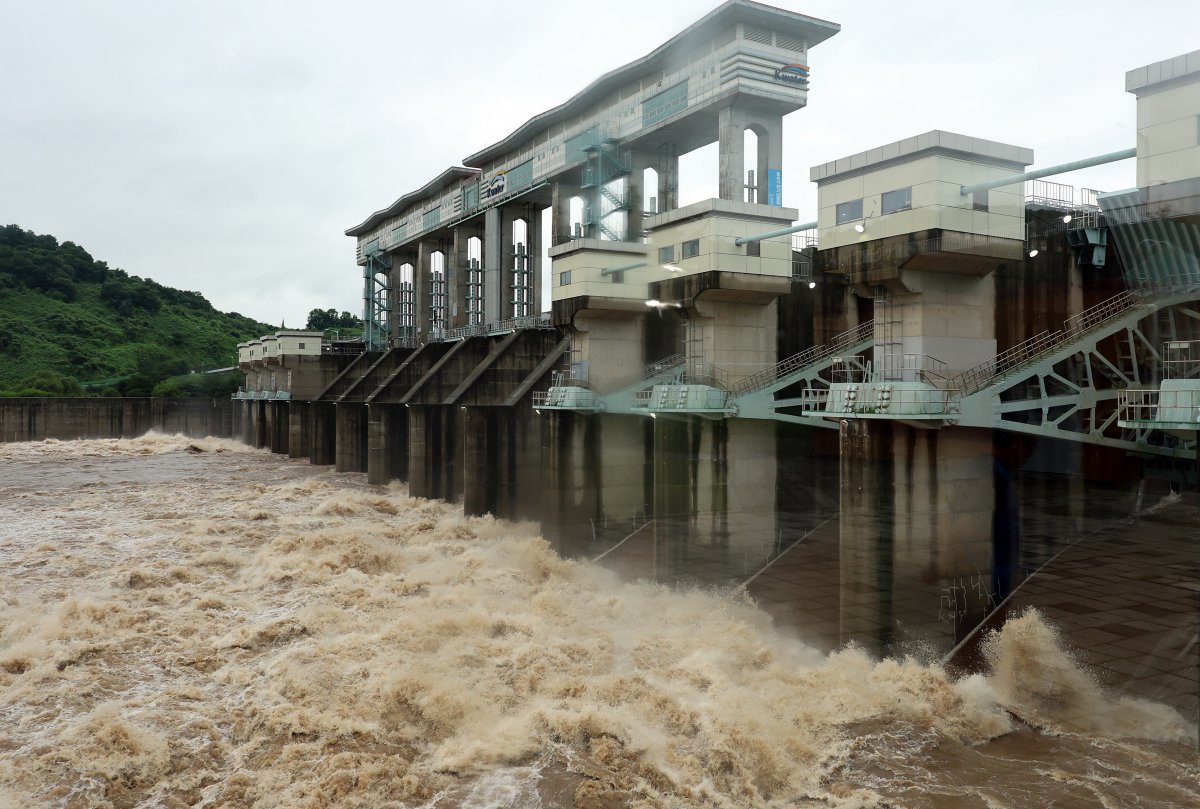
<box><xmin>0</xmin><ymin>435</ymin><xmax>1195</xmax><ymax>807</ymax></box>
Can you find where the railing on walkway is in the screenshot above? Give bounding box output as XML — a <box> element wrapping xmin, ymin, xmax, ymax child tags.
<box><xmin>444</xmin><ymin>312</ymin><xmax>553</xmax><ymax>341</ymax></box>
<box><xmin>1118</xmin><ymin>388</ymin><xmax>1200</xmax><ymax>426</ymax></box>
<box><xmin>601</xmin><ymin>353</ymin><xmax>686</xmax><ymax>393</ymax></box>
<box><xmin>730</xmin><ymin>320</ymin><xmax>874</xmax><ymax>396</ymax></box>
<box><xmin>948</xmin><ymin>288</ymin><xmax>1153</xmax><ymax>396</ymax></box>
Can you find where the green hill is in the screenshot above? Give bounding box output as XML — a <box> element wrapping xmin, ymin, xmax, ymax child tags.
<box><xmin>0</xmin><ymin>224</ymin><xmax>272</xmax><ymax>395</ymax></box>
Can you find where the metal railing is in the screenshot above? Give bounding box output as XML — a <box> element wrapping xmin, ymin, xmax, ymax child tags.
<box><xmin>444</xmin><ymin>312</ymin><xmax>553</xmax><ymax>341</ymax></box>
<box><xmin>1118</xmin><ymin>388</ymin><xmax>1200</xmax><ymax>425</ymax></box>
<box><xmin>730</xmin><ymin>320</ymin><xmax>874</xmax><ymax>396</ymax></box>
<box><xmin>948</xmin><ymin>288</ymin><xmax>1153</xmax><ymax>396</ymax></box>
<box><xmin>682</xmin><ymin>361</ymin><xmax>729</xmax><ymax>390</ymax></box>
<box><xmin>601</xmin><ymin>354</ymin><xmax>686</xmax><ymax>393</ymax></box>
<box><xmin>1025</xmin><ymin>179</ymin><xmax>1076</xmax><ymax>208</ymax></box>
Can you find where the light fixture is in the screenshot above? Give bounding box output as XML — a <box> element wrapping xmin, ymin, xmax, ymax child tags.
<box><xmin>645</xmin><ymin>299</ymin><xmax>661</xmax><ymax>307</ymax></box>
<box><xmin>854</xmin><ymin>222</ymin><xmax>866</xmax><ymax>233</ymax></box>
<box><xmin>534</xmin><ymin>409</ymin><xmax>542</xmax><ymax>415</ymax></box>
<box><xmin>1028</xmin><ymin>249</ymin><xmax>1039</xmax><ymax>258</ymax></box>
<box><xmin>1062</xmin><ymin>214</ymin><xmax>1072</xmax><ymax>224</ymax></box>
<box><xmin>662</xmin><ymin>264</ymin><xmax>683</xmax><ymax>273</ymax></box>
<box><xmin>807</xmin><ymin>281</ymin><xmax>817</xmax><ymax>289</ymax></box>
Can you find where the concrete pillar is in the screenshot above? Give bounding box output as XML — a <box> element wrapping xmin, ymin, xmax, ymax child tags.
<box><xmin>483</xmin><ymin>208</ymin><xmax>503</xmax><ymax>324</ymax></box>
<box><xmin>540</xmin><ymin>410</ymin><xmax>601</xmax><ymax>546</ymax></box>
<box><xmin>415</xmin><ymin>241</ymin><xmax>435</xmax><ymax>341</ymax></box>
<box><xmin>388</xmin><ymin>251</ymin><xmax>416</xmax><ymax>344</ymax></box>
<box><xmin>288</xmin><ymin>402</ymin><xmax>309</xmax><ymax>459</ymax></box>
<box><xmin>718</xmin><ymin>105</ymin><xmax>784</xmax><ymax>204</ymax></box>
<box><xmin>657</xmin><ymin>143</ymin><xmax>679</xmax><ymax>212</ymax></box>
<box><xmin>309</xmin><ymin>401</ymin><xmax>336</xmax><ymax>466</ymax></box>
<box><xmin>335</xmin><ymin>403</ymin><xmax>368</xmax><ymax>473</ymax></box>
<box><xmin>551</xmin><ymin>177</ymin><xmax>583</xmax><ymax>246</ymax></box>
<box><xmin>408</xmin><ymin>406</ymin><xmax>460</xmax><ymax>500</ymax></box>
<box><xmin>367</xmin><ymin>403</ymin><xmax>408</xmax><ymax>485</ymax></box>
<box><xmin>525</xmin><ymin>205</ymin><xmax>543</xmax><ymax>318</ymax></box>
<box><xmin>718</xmin><ymin>106</ymin><xmax>745</xmax><ymax>202</ymax></box>
<box><xmin>462</xmin><ymin>406</ymin><xmax>492</xmax><ymax>517</ymax></box>
<box><xmin>448</xmin><ymin>229</ymin><xmax>470</xmax><ymax>330</ymax></box>
<box><xmin>265</xmin><ymin>401</ymin><xmax>288</xmax><ymax>455</ymax></box>
<box><xmin>839</xmin><ymin>421</ymin><xmax>996</xmax><ymax>655</ymax></box>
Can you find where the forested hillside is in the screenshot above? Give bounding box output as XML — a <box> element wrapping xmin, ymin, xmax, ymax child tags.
<box><xmin>0</xmin><ymin>225</ymin><xmax>272</xmax><ymax>395</ymax></box>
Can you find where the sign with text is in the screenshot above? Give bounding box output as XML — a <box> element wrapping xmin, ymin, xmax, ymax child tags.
<box><xmin>481</xmin><ymin>171</ymin><xmax>508</xmax><ymax>202</ymax></box>
<box><xmin>773</xmin><ymin>63</ymin><xmax>809</xmax><ymax>87</ymax></box>
<box><xmin>767</xmin><ymin>169</ymin><xmax>782</xmax><ymax>206</ymax></box>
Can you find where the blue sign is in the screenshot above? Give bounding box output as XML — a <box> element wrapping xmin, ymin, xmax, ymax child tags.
<box><xmin>767</xmin><ymin>169</ymin><xmax>782</xmax><ymax>206</ymax></box>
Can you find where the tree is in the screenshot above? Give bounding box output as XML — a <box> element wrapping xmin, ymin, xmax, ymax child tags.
<box><xmin>306</xmin><ymin>308</ymin><xmax>338</xmax><ymax>330</ymax></box>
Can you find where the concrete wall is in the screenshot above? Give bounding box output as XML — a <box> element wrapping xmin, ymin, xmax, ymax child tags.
<box><xmin>0</xmin><ymin>398</ymin><xmax>235</xmax><ymax>443</ymax></box>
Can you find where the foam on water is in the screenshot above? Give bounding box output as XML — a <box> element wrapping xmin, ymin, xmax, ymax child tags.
<box><xmin>0</xmin><ymin>436</ymin><xmax>1195</xmax><ymax>808</ymax></box>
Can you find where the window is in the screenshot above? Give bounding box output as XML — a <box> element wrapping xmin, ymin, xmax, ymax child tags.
<box><xmin>682</xmin><ymin>239</ymin><xmax>700</xmax><ymax>258</ymax></box>
<box><xmin>658</xmin><ymin>245</ymin><xmax>676</xmax><ymax>263</ymax></box>
<box><xmin>610</xmin><ymin>271</ymin><xmax>624</xmax><ymax>283</ymax></box>
<box><xmin>836</xmin><ymin>198</ymin><xmax>863</xmax><ymax>224</ymax></box>
<box><xmin>559</xmin><ymin>271</ymin><xmax>572</xmax><ymax>286</ymax></box>
<box><xmin>746</xmin><ymin>240</ymin><xmax>761</xmax><ymax>257</ymax></box>
<box><xmin>972</xmin><ymin>190</ymin><xmax>989</xmax><ymax>212</ymax></box>
<box><xmin>882</xmin><ymin>187</ymin><xmax>912</xmax><ymax>214</ymax></box>
<box><xmin>298</xmin><ymin>343</ymin><xmax>305</xmax><ymax>350</ymax></box>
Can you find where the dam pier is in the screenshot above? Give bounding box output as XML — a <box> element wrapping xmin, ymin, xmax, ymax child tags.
<box><xmin>227</xmin><ymin>2</ymin><xmax>1199</xmax><ymax>715</ymax></box>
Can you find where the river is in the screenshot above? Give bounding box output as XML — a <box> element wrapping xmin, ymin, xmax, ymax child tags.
<box><xmin>0</xmin><ymin>434</ymin><xmax>1195</xmax><ymax>807</ymax></box>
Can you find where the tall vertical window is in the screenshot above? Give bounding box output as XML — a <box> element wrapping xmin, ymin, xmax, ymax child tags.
<box><xmin>972</xmin><ymin>190</ymin><xmax>989</xmax><ymax>212</ymax></box>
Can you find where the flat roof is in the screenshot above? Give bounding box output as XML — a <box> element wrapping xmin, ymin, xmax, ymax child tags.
<box><xmin>811</xmin><ymin>130</ymin><xmax>1033</xmax><ymax>183</ymax></box>
<box><xmin>346</xmin><ymin>166</ymin><xmax>481</xmax><ymax>237</ymax></box>
<box><xmin>1126</xmin><ymin>49</ymin><xmax>1200</xmax><ymax>95</ymax></box>
<box><xmin>463</xmin><ymin>1</ymin><xmax>839</xmax><ymax>167</ymax></box>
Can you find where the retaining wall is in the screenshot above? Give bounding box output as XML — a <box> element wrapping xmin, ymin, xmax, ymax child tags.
<box><xmin>0</xmin><ymin>397</ymin><xmax>235</xmax><ymax>443</ymax></box>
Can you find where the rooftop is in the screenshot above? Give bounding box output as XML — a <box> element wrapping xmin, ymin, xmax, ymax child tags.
<box><xmin>1126</xmin><ymin>49</ymin><xmax>1200</xmax><ymax>95</ymax></box>
<box><xmin>811</xmin><ymin>130</ymin><xmax>1033</xmax><ymax>183</ymax></box>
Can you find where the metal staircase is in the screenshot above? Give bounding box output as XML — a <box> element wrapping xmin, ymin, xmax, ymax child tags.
<box><xmin>951</xmin><ymin>287</ymin><xmax>1200</xmax><ymax>458</ymax></box>
<box><xmin>730</xmin><ymin>321</ymin><xmax>875</xmax><ymax>426</ymax></box>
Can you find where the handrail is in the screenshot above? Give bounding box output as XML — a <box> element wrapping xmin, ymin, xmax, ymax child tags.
<box><xmin>730</xmin><ymin>320</ymin><xmax>875</xmax><ymax>396</ymax></box>
<box><xmin>947</xmin><ymin>288</ymin><xmax>1154</xmax><ymax>396</ymax></box>
<box><xmin>600</xmin><ymin>353</ymin><xmax>686</xmax><ymax>393</ymax></box>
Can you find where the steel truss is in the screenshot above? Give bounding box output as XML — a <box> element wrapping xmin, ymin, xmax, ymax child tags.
<box><xmin>956</xmin><ymin>290</ymin><xmax>1200</xmax><ymax>458</ymax></box>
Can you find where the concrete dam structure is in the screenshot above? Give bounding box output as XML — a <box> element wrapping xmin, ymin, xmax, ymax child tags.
<box><xmin>235</xmin><ymin>0</ymin><xmax>1200</xmax><ymax>675</ymax></box>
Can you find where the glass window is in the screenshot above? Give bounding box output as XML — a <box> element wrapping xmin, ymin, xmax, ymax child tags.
<box><xmin>559</xmin><ymin>271</ymin><xmax>572</xmax><ymax>286</ymax></box>
<box><xmin>658</xmin><ymin>245</ymin><xmax>675</xmax><ymax>263</ymax></box>
<box><xmin>882</xmin><ymin>187</ymin><xmax>912</xmax><ymax>214</ymax></box>
<box><xmin>682</xmin><ymin>239</ymin><xmax>700</xmax><ymax>258</ymax></box>
<box><xmin>973</xmin><ymin>190</ymin><xmax>989</xmax><ymax>212</ymax></box>
<box><xmin>746</xmin><ymin>240</ymin><xmax>760</xmax><ymax>257</ymax></box>
<box><xmin>298</xmin><ymin>343</ymin><xmax>305</xmax><ymax>349</ymax></box>
<box><xmin>609</xmin><ymin>271</ymin><xmax>624</xmax><ymax>283</ymax></box>
<box><xmin>836</xmin><ymin>198</ymin><xmax>863</xmax><ymax>224</ymax></box>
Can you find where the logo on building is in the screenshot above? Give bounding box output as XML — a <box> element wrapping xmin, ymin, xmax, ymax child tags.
<box><xmin>774</xmin><ymin>63</ymin><xmax>809</xmax><ymax>87</ymax></box>
<box><xmin>481</xmin><ymin>171</ymin><xmax>508</xmax><ymax>201</ymax></box>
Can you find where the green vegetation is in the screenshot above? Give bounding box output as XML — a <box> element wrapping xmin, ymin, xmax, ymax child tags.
<box><xmin>0</xmin><ymin>224</ymin><xmax>272</xmax><ymax>396</ymax></box>
<box><xmin>306</xmin><ymin>307</ymin><xmax>362</xmax><ymax>340</ymax></box>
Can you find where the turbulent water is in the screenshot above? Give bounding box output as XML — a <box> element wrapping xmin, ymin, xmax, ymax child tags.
<box><xmin>0</xmin><ymin>434</ymin><xmax>1195</xmax><ymax>808</ymax></box>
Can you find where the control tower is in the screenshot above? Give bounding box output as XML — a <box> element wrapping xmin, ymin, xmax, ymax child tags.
<box><xmin>345</xmin><ymin>0</ymin><xmax>839</xmax><ymax>384</ymax></box>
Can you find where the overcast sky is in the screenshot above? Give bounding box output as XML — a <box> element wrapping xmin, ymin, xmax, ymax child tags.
<box><xmin>2</xmin><ymin>0</ymin><xmax>1197</xmax><ymax>327</ymax></box>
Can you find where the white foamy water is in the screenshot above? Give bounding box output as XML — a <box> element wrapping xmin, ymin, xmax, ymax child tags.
<box><xmin>0</xmin><ymin>434</ymin><xmax>1195</xmax><ymax>808</ymax></box>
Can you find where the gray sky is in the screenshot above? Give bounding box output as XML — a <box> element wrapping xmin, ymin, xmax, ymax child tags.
<box><xmin>2</xmin><ymin>0</ymin><xmax>1197</xmax><ymax>327</ymax></box>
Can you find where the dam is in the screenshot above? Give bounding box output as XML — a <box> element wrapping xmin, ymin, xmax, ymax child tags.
<box><xmin>230</xmin><ymin>1</ymin><xmax>1199</xmax><ymax>722</ymax></box>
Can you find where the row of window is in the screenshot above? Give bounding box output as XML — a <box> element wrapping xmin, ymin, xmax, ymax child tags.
<box><xmin>834</xmin><ymin>186</ymin><xmax>913</xmax><ymax>224</ymax></box>
<box><xmin>559</xmin><ymin>270</ymin><xmax>627</xmax><ymax>286</ymax></box>
<box><xmin>658</xmin><ymin>239</ymin><xmax>701</xmax><ymax>263</ymax></box>
<box><xmin>834</xmin><ymin>185</ymin><xmax>992</xmax><ymax>224</ymax></box>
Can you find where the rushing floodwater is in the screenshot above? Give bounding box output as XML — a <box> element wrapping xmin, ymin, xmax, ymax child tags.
<box><xmin>0</xmin><ymin>434</ymin><xmax>1195</xmax><ymax>808</ymax></box>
